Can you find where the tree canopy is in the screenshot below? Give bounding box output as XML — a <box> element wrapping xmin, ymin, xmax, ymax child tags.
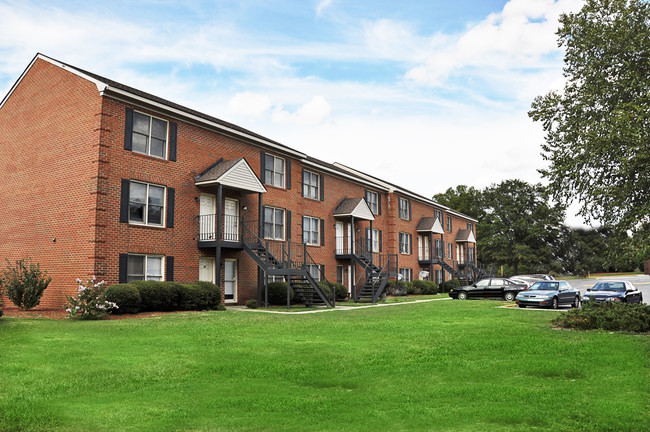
<box><xmin>529</xmin><ymin>0</ymin><xmax>650</xmax><ymax>237</ymax></box>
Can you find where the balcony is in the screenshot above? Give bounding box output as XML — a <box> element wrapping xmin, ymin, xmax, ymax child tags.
<box><xmin>197</xmin><ymin>214</ymin><xmax>244</xmax><ymax>249</ymax></box>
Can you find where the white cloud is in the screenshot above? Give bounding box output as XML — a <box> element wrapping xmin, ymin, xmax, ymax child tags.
<box><xmin>272</xmin><ymin>96</ymin><xmax>331</xmax><ymax>125</ymax></box>
<box><xmin>316</xmin><ymin>0</ymin><xmax>334</xmax><ymax>17</ymax></box>
<box><xmin>227</xmin><ymin>92</ymin><xmax>272</xmax><ymax>118</ymax></box>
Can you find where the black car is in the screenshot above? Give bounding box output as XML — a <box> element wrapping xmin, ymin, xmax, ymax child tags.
<box><xmin>449</xmin><ymin>278</ymin><xmax>527</xmax><ymax>301</ymax></box>
<box><xmin>582</xmin><ymin>280</ymin><xmax>643</xmax><ymax>304</ymax></box>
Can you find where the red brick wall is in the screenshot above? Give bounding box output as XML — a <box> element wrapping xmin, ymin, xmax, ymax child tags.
<box><xmin>0</xmin><ymin>58</ymin><xmax>103</xmax><ymax>309</ymax></box>
<box><xmin>1</xmin><ymin>59</ymin><xmax>479</xmax><ymax>307</ymax></box>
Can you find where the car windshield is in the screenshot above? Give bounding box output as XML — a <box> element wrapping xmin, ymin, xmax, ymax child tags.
<box><xmin>529</xmin><ymin>281</ymin><xmax>559</xmax><ymax>291</ymax></box>
<box><xmin>591</xmin><ymin>282</ymin><xmax>625</xmax><ymax>292</ymax></box>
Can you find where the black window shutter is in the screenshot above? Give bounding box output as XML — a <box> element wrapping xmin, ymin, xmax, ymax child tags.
<box><xmin>408</xmin><ymin>201</ymin><xmax>412</xmax><ymax>221</ymax></box>
<box><xmin>168</xmin><ymin>122</ymin><xmax>177</xmax><ymax>161</ymax></box>
<box><xmin>379</xmin><ymin>230</ymin><xmax>383</xmax><ymax>252</ymax></box>
<box><xmin>124</xmin><ymin>108</ymin><xmax>133</xmax><ymax>150</ymax></box>
<box><xmin>260</xmin><ymin>151</ymin><xmax>266</xmax><ymax>183</ymax></box>
<box><xmin>377</xmin><ymin>194</ymin><xmax>382</xmax><ymax>215</ymax></box>
<box><xmin>166</xmin><ymin>256</ymin><xmax>174</xmax><ymax>281</ymax></box>
<box><xmin>286</xmin><ymin>159</ymin><xmax>291</xmax><ymax>189</ymax></box>
<box><xmin>286</xmin><ymin>210</ymin><xmax>291</xmax><ymax>241</ymax></box>
<box><xmin>301</xmin><ymin>216</ymin><xmax>305</xmax><ymax>243</ymax></box>
<box><xmin>320</xmin><ymin>265</ymin><xmax>325</xmax><ymax>280</ymax></box>
<box><xmin>120</xmin><ymin>179</ymin><xmax>130</xmax><ymax>223</ymax></box>
<box><xmin>166</xmin><ymin>187</ymin><xmax>175</xmax><ymax>228</ymax></box>
<box><xmin>320</xmin><ymin>219</ymin><xmax>325</xmax><ymax>246</ymax></box>
<box><xmin>319</xmin><ymin>174</ymin><xmax>324</xmax><ymax>201</ymax></box>
<box><xmin>119</xmin><ymin>253</ymin><xmax>128</xmax><ymax>283</ymax></box>
<box><xmin>301</xmin><ymin>170</ymin><xmax>305</xmax><ymax>197</ymax></box>
<box><xmin>409</xmin><ymin>234</ymin><xmax>413</xmax><ymax>255</ymax></box>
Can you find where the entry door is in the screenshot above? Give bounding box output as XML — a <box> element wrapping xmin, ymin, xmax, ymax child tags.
<box><xmin>224</xmin><ymin>198</ymin><xmax>239</xmax><ymax>241</ymax></box>
<box><xmin>199</xmin><ymin>257</ymin><xmax>215</xmax><ymax>284</ymax></box>
<box><xmin>335</xmin><ymin>222</ymin><xmax>344</xmax><ymax>254</ymax></box>
<box><xmin>199</xmin><ymin>194</ymin><xmax>216</xmax><ymax>240</ymax></box>
<box><xmin>347</xmin><ymin>223</ymin><xmax>353</xmax><ymax>253</ymax></box>
<box><xmin>224</xmin><ymin>259</ymin><xmax>237</xmax><ymax>302</ymax></box>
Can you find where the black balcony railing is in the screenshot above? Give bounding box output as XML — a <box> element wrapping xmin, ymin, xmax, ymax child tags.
<box><xmin>198</xmin><ymin>213</ymin><xmax>241</xmax><ymax>242</ymax></box>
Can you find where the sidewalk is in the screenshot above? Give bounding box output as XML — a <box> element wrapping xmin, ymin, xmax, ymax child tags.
<box><xmin>228</xmin><ymin>297</ymin><xmax>452</xmax><ymax>314</ymax></box>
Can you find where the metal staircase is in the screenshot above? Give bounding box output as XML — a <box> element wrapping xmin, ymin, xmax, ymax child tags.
<box><xmin>350</xmin><ymin>251</ymin><xmax>395</xmax><ymax>303</ymax></box>
<box><xmin>241</xmin><ymin>220</ymin><xmax>333</xmax><ymax>308</ymax></box>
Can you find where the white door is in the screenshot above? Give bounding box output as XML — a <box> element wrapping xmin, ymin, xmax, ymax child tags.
<box><xmin>199</xmin><ymin>194</ymin><xmax>216</xmax><ymax>240</ymax></box>
<box><xmin>224</xmin><ymin>259</ymin><xmax>237</xmax><ymax>302</ymax></box>
<box><xmin>347</xmin><ymin>223</ymin><xmax>353</xmax><ymax>254</ymax></box>
<box><xmin>199</xmin><ymin>257</ymin><xmax>215</xmax><ymax>283</ymax></box>
<box><xmin>335</xmin><ymin>222</ymin><xmax>344</xmax><ymax>254</ymax></box>
<box><xmin>224</xmin><ymin>198</ymin><xmax>239</xmax><ymax>241</ymax></box>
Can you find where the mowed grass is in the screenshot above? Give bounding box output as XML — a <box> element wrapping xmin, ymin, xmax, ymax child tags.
<box><xmin>1</xmin><ymin>301</ymin><xmax>648</xmax><ymax>432</ymax></box>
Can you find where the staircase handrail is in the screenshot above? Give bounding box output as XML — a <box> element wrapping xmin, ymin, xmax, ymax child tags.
<box><xmin>303</xmin><ymin>246</ymin><xmax>336</xmax><ymax>307</ymax></box>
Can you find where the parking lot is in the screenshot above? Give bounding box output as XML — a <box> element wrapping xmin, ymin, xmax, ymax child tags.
<box><xmin>567</xmin><ymin>274</ymin><xmax>650</xmax><ymax>305</ymax></box>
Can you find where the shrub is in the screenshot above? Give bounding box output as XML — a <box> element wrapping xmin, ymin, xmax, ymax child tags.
<box><xmin>264</xmin><ymin>281</ymin><xmax>293</xmax><ymax>305</ymax></box>
<box><xmin>179</xmin><ymin>281</ymin><xmax>221</xmax><ymax>311</ymax></box>
<box><xmin>0</xmin><ymin>258</ymin><xmax>51</xmax><ymax>310</ymax></box>
<box><xmin>246</xmin><ymin>299</ymin><xmax>258</xmax><ymax>309</ymax></box>
<box><xmin>385</xmin><ymin>280</ymin><xmax>409</xmax><ymax>296</ymax></box>
<box><xmin>64</xmin><ymin>277</ymin><xmax>118</xmax><ymax>320</ymax></box>
<box><xmin>411</xmin><ymin>280</ymin><xmax>439</xmax><ymax>295</ymax></box>
<box><xmin>103</xmin><ymin>284</ymin><xmax>141</xmax><ymax>314</ymax></box>
<box><xmin>440</xmin><ymin>279</ymin><xmax>461</xmax><ymax>293</ymax></box>
<box><xmin>131</xmin><ymin>280</ymin><xmax>183</xmax><ymax>312</ymax></box>
<box><xmin>330</xmin><ymin>282</ymin><xmax>348</xmax><ymax>300</ymax></box>
<box><xmin>552</xmin><ymin>302</ymin><xmax>650</xmax><ymax>333</ymax></box>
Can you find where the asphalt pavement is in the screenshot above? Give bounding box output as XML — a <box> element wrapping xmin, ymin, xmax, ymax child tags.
<box><xmin>566</xmin><ymin>274</ymin><xmax>650</xmax><ymax>305</ymax></box>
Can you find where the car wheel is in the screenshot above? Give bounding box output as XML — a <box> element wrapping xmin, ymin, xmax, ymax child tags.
<box><xmin>518</xmin><ymin>305</ymin><xmax>526</xmax><ymax>308</ymax></box>
<box><xmin>504</xmin><ymin>292</ymin><xmax>515</xmax><ymax>301</ymax></box>
<box><xmin>571</xmin><ymin>296</ymin><xmax>580</xmax><ymax>308</ymax></box>
<box><xmin>551</xmin><ymin>297</ymin><xmax>559</xmax><ymax>309</ymax></box>
<box><xmin>457</xmin><ymin>291</ymin><xmax>468</xmax><ymax>300</ymax></box>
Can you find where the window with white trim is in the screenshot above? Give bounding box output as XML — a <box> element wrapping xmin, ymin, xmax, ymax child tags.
<box><xmin>303</xmin><ymin>170</ymin><xmax>320</xmax><ymax>200</ymax></box>
<box><xmin>399</xmin><ymin>268</ymin><xmax>412</xmax><ymax>282</ymax></box>
<box><xmin>303</xmin><ymin>216</ymin><xmax>320</xmax><ymax>245</ymax></box>
<box><xmin>127</xmin><ymin>254</ymin><xmax>163</xmax><ymax>282</ymax></box>
<box><xmin>264</xmin><ymin>154</ymin><xmax>285</xmax><ymax>188</ymax></box>
<box><xmin>447</xmin><ymin>242</ymin><xmax>453</xmax><ymax>260</ymax></box>
<box><xmin>467</xmin><ymin>223</ymin><xmax>473</xmax><ymax>232</ymax></box>
<box><xmin>399</xmin><ymin>232</ymin><xmax>410</xmax><ymax>255</ymax></box>
<box><xmin>365</xmin><ymin>190</ymin><xmax>378</xmax><ymax>215</ymax></box>
<box><xmin>446</xmin><ymin>216</ymin><xmax>452</xmax><ymax>233</ymax></box>
<box><xmin>132</xmin><ymin>111</ymin><xmax>168</xmax><ymax>159</ymax></box>
<box><xmin>306</xmin><ymin>264</ymin><xmax>321</xmax><ymax>281</ymax></box>
<box><xmin>399</xmin><ymin>197</ymin><xmax>410</xmax><ymax>220</ymax></box>
<box><xmin>435</xmin><ymin>269</ymin><xmax>443</xmax><ymax>284</ymax></box>
<box><xmin>366</xmin><ymin>227</ymin><xmax>380</xmax><ymax>253</ymax></box>
<box><xmin>129</xmin><ymin>181</ymin><xmax>165</xmax><ymax>226</ymax></box>
<box><xmin>434</xmin><ymin>209</ymin><xmax>443</xmax><ymax>222</ymax></box>
<box><xmin>263</xmin><ymin>206</ymin><xmax>285</xmax><ymax>240</ymax></box>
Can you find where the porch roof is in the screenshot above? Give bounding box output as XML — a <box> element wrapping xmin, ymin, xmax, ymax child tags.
<box><xmin>456</xmin><ymin>229</ymin><xmax>476</xmax><ymax>243</ymax></box>
<box><xmin>195</xmin><ymin>158</ymin><xmax>266</xmax><ymax>193</ymax></box>
<box><xmin>417</xmin><ymin>217</ymin><xmax>444</xmax><ymax>234</ymax></box>
<box><xmin>333</xmin><ymin>198</ymin><xmax>375</xmax><ymax>221</ymax></box>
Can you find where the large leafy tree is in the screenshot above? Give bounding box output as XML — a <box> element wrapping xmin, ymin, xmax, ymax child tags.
<box><xmin>529</xmin><ymin>0</ymin><xmax>650</xmax><ymax>238</ymax></box>
<box><xmin>477</xmin><ymin>180</ymin><xmax>565</xmax><ymax>275</ymax></box>
<box><xmin>432</xmin><ymin>185</ymin><xmax>484</xmax><ymax>220</ymax></box>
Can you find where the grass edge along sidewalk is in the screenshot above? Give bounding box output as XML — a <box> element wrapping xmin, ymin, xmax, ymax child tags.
<box><xmin>1</xmin><ymin>300</ymin><xmax>648</xmax><ymax>432</ymax></box>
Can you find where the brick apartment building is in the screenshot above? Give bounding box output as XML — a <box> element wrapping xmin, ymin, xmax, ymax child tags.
<box><xmin>0</xmin><ymin>54</ymin><xmax>480</xmax><ymax>308</ymax></box>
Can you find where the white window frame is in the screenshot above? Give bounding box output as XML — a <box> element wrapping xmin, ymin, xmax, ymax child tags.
<box><xmin>127</xmin><ymin>254</ymin><xmax>164</xmax><ymax>282</ymax></box>
<box><xmin>129</xmin><ymin>181</ymin><xmax>166</xmax><ymax>227</ymax></box>
<box><xmin>263</xmin><ymin>206</ymin><xmax>285</xmax><ymax>240</ymax></box>
<box><xmin>447</xmin><ymin>242</ymin><xmax>453</xmax><ymax>260</ymax></box>
<box><xmin>303</xmin><ymin>216</ymin><xmax>320</xmax><ymax>246</ymax></box>
<box><xmin>399</xmin><ymin>268</ymin><xmax>412</xmax><ymax>282</ymax></box>
<box><xmin>306</xmin><ymin>264</ymin><xmax>321</xmax><ymax>282</ymax></box>
<box><xmin>446</xmin><ymin>216</ymin><xmax>452</xmax><ymax>233</ymax></box>
<box><xmin>365</xmin><ymin>190</ymin><xmax>378</xmax><ymax>215</ymax></box>
<box><xmin>434</xmin><ymin>209</ymin><xmax>443</xmax><ymax>222</ymax></box>
<box><xmin>132</xmin><ymin>111</ymin><xmax>168</xmax><ymax>159</ymax></box>
<box><xmin>399</xmin><ymin>232</ymin><xmax>410</xmax><ymax>255</ymax></box>
<box><xmin>303</xmin><ymin>170</ymin><xmax>320</xmax><ymax>200</ymax></box>
<box><xmin>399</xmin><ymin>197</ymin><xmax>410</xmax><ymax>220</ymax></box>
<box><xmin>265</xmin><ymin>154</ymin><xmax>285</xmax><ymax>188</ymax></box>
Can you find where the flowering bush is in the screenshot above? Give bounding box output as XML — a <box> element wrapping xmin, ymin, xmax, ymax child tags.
<box><xmin>64</xmin><ymin>276</ymin><xmax>118</xmax><ymax>320</ymax></box>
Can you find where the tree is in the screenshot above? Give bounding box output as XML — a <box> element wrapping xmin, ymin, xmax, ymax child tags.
<box><xmin>478</xmin><ymin>180</ymin><xmax>565</xmax><ymax>275</ymax></box>
<box><xmin>529</xmin><ymin>0</ymin><xmax>650</xmax><ymax>241</ymax></box>
<box><xmin>432</xmin><ymin>185</ymin><xmax>484</xmax><ymax>220</ymax></box>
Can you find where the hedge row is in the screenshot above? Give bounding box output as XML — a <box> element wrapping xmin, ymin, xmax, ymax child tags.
<box><xmin>103</xmin><ymin>281</ymin><xmax>222</xmax><ymax>314</ymax></box>
<box><xmin>385</xmin><ymin>280</ymin><xmax>439</xmax><ymax>296</ymax></box>
<box><xmin>262</xmin><ymin>281</ymin><xmax>348</xmax><ymax>305</ymax></box>
<box><xmin>552</xmin><ymin>301</ymin><xmax>650</xmax><ymax>333</ymax></box>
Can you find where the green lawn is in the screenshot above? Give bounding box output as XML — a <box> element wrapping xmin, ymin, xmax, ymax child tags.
<box><xmin>1</xmin><ymin>301</ymin><xmax>648</xmax><ymax>432</ymax></box>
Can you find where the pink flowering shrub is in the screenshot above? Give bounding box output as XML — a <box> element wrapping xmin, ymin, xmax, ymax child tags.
<box><xmin>64</xmin><ymin>276</ymin><xmax>118</xmax><ymax>320</ymax></box>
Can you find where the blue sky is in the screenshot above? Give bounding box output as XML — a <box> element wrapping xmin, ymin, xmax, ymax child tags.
<box><xmin>0</xmin><ymin>0</ymin><xmax>587</xmax><ymax>223</ymax></box>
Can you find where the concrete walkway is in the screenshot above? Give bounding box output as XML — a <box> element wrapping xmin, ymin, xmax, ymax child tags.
<box><xmin>227</xmin><ymin>297</ymin><xmax>452</xmax><ymax>314</ymax></box>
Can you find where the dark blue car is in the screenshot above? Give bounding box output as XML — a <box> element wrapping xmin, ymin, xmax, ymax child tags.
<box><xmin>582</xmin><ymin>280</ymin><xmax>643</xmax><ymax>304</ymax></box>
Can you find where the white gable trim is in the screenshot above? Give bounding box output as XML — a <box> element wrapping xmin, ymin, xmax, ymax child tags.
<box><xmin>195</xmin><ymin>159</ymin><xmax>267</xmax><ymax>193</ymax></box>
<box><xmin>432</xmin><ymin>218</ymin><xmax>444</xmax><ymax>234</ymax></box>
